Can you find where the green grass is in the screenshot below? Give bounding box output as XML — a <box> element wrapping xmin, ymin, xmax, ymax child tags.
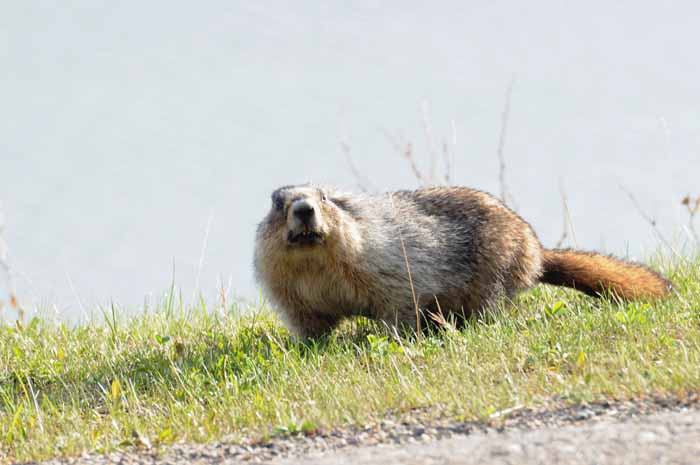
<box><xmin>1</xmin><ymin>256</ymin><xmax>700</xmax><ymax>463</ymax></box>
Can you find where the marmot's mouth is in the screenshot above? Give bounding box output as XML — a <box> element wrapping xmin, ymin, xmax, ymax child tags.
<box><xmin>287</xmin><ymin>230</ymin><xmax>324</xmax><ymax>246</ymax></box>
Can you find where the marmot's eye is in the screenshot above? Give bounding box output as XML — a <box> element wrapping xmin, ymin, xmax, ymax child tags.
<box><xmin>320</xmin><ymin>192</ymin><xmax>328</xmax><ymax>202</ymax></box>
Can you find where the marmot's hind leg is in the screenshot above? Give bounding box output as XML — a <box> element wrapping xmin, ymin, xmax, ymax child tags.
<box><xmin>284</xmin><ymin>312</ymin><xmax>341</xmax><ymax>339</ymax></box>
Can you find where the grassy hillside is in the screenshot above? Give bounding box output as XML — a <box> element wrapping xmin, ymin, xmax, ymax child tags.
<box><xmin>1</xmin><ymin>255</ymin><xmax>699</xmax><ymax>463</ymax></box>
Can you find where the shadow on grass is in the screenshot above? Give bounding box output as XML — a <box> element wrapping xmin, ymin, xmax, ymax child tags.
<box><xmin>1</xmin><ymin>315</ymin><xmax>398</xmax><ymax>414</ymax></box>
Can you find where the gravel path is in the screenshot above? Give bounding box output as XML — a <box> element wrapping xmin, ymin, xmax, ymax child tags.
<box><xmin>26</xmin><ymin>396</ymin><xmax>700</xmax><ymax>465</ymax></box>
<box><xmin>272</xmin><ymin>408</ymin><xmax>700</xmax><ymax>465</ymax></box>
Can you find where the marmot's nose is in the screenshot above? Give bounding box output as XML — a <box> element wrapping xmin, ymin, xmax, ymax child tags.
<box><xmin>292</xmin><ymin>200</ymin><xmax>315</xmax><ymax>224</ymax></box>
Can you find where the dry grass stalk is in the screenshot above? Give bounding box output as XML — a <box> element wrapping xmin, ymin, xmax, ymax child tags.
<box><xmin>388</xmin><ymin>193</ymin><xmax>421</xmax><ymax>338</ymax></box>
<box><xmin>555</xmin><ymin>182</ymin><xmax>578</xmax><ymax>249</ymax></box>
<box><xmin>0</xmin><ymin>201</ymin><xmax>22</xmax><ymax>322</ymax></box>
<box><xmin>217</xmin><ymin>274</ymin><xmax>233</xmax><ymax>317</ymax></box>
<box><xmin>441</xmin><ymin>119</ymin><xmax>458</xmax><ymax>185</ymax></box>
<box><xmin>681</xmin><ymin>195</ymin><xmax>700</xmax><ymax>244</ymax></box>
<box><xmin>497</xmin><ymin>76</ymin><xmax>516</xmax><ymax>206</ymax></box>
<box><xmin>192</xmin><ymin>209</ymin><xmax>214</xmax><ymax>303</ymax></box>
<box><xmin>421</xmin><ymin>100</ymin><xmax>437</xmax><ymax>182</ymax></box>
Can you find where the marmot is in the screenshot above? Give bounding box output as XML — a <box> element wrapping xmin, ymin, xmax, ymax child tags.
<box><xmin>254</xmin><ymin>184</ymin><xmax>672</xmax><ymax>338</ymax></box>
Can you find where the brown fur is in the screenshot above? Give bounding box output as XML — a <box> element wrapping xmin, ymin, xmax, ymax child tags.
<box><xmin>254</xmin><ymin>185</ymin><xmax>672</xmax><ymax>338</ymax></box>
<box><xmin>541</xmin><ymin>249</ymin><xmax>671</xmax><ymax>299</ymax></box>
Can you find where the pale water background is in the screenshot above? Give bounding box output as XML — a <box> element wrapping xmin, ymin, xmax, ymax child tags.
<box><xmin>1</xmin><ymin>1</ymin><xmax>698</xmax><ymax>321</ymax></box>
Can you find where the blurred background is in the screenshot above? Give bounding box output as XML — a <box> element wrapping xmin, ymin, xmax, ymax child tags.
<box><xmin>1</xmin><ymin>1</ymin><xmax>698</xmax><ymax>321</ymax></box>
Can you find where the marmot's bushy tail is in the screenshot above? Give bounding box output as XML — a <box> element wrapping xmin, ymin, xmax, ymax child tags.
<box><xmin>540</xmin><ymin>249</ymin><xmax>672</xmax><ymax>300</ymax></box>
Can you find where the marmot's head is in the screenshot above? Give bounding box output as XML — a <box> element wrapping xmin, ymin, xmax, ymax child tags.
<box><xmin>255</xmin><ymin>184</ymin><xmax>362</xmax><ymax>268</ymax></box>
<box><xmin>262</xmin><ymin>184</ymin><xmax>332</xmax><ymax>247</ymax></box>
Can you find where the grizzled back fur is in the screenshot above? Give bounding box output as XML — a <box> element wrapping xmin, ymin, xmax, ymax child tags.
<box><xmin>254</xmin><ymin>184</ymin><xmax>542</xmax><ymax>337</ymax></box>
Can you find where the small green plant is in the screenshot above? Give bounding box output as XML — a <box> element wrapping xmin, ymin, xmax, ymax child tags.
<box><xmin>154</xmin><ymin>334</ymin><xmax>171</xmax><ymax>345</ymax></box>
<box><xmin>273</xmin><ymin>419</ymin><xmax>318</xmax><ymax>437</ymax></box>
<box><xmin>544</xmin><ymin>300</ymin><xmax>568</xmax><ymax>318</ymax></box>
<box><xmin>366</xmin><ymin>334</ymin><xmax>403</xmax><ymax>358</ymax></box>
<box><xmin>614</xmin><ymin>302</ymin><xmax>650</xmax><ymax>327</ymax></box>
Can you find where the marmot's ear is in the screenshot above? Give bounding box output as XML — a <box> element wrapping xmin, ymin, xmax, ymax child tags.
<box><xmin>271</xmin><ymin>190</ymin><xmax>285</xmax><ymax>211</ymax></box>
<box><xmin>329</xmin><ymin>196</ymin><xmax>356</xmax><ymax>215</ymax></box>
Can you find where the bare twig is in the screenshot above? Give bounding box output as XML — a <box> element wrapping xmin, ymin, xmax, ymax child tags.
<box><xmin>619</xmin><ymin>185</ymin><xmax>661</xmax><ymax>232</ymax></box>
<box><xmin>382</xmin><ymin>129</ymin><xmax>426</xmax><ymax>185</ymax></box>
<box><xmin>497</xmin><ymin>76</ymin><xmax>516</xmax><ymax>206</ymax></box>
<box><xmin>383</xmin><ymin>109</ymin><xmax>458</xmax><ymax>187</ymax></box>
<box><xmin>339</xmin><ymin>123</ymin><xmax>374</xmax><ymax>192</ymax></box>
<box><xmin>619</xmin><ymin>185</ymin><xmax>681</xmax><ymax>258</ymax></box>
